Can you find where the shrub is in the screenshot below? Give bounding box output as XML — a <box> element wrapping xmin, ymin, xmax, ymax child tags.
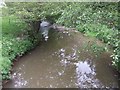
<box><xmin>1</xmin><ymin>16</ymin><xmax>40</xmax><ymax>80</ymax></box>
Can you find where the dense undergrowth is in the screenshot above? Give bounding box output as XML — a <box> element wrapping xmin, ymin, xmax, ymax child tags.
<box><xmin>55</xmin><ymin>3</ymin><xmax>119</xmax><ymax>71</ymax></box>
<box><xmin>1</xmin><ymin>2</ymin><xmax>120</xmax><ymax>80</ymax></box>
<box><xmin>1</xmin><ymin>16</ymin><xmax>40</xmax><ymax>79</ymax></box>
<box><xmin>48</xmin><ymin>2</ymin><xmax>119</xmax><ymax>71</ymax></box>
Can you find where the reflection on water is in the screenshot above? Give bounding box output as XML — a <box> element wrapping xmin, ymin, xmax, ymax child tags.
<box><xmin>11</xmin><ymin>72</ymin><xmax>27</xmax><ymax>88</ymax></box>
<box><xmin>3</xmin><ymin>30</ymin><xmax>119</xmax><ymax>88</ymax></box>
<box><xmin>75</xmin><ymin>60</ymin><xmax>102</xmax><ymax>88</ymax></box>
<box><xmin>58</xmin><ymin>47</ymin><xmax>79</xmax><ymax>67</ymax></box>
<box><xmin>40</xmin><ymin>21</ymin><xmax>51</xmax><ymax>41</ymax></box>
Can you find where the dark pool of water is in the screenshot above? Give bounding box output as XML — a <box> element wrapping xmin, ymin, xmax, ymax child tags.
<box><xmin>3</xmin><ymin>30</ymin><xmax>119</xmax><ymax>88</ymax></box>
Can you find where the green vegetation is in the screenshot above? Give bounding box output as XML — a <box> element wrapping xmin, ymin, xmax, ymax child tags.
<box><xmin>2</xmin><ymin>16</ymin><xmax>26</xmax><ymax>35</ymax></box>
<box><xmin>1</xmin><ymin>15</ymin><xmax>40</xmax><ymax>79</ymax></box>
<box><xmin>55</xmin><ymin>3</ymin><xmax>119</xmax><ymax>71</ymax></box>
<box><xmin>1</xmin><ymin>2</ymin><xmax>120</xmax><ymax>80</ymax></box>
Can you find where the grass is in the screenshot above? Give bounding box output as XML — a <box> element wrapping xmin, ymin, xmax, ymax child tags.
<box><xmin>2</xmin><ymin>16</ymin><xmax>27</xmax><ymax>36</ymax></box>
<box><xmin>1</xmin><ymin>16</ymin><xmax>40</xmax><ymax>80</ymax></box>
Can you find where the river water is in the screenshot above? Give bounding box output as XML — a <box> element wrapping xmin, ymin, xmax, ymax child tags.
<box><xmin>3</xmin><ymin>29</ymin><xmax>119</xmax><ymax>88</ymax></box>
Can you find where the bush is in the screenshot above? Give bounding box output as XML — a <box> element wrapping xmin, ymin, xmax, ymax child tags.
<box><xmin>55</xmin><ymin>3</ymin><xmax>119</xmax><ymax>71</ymax></box>
<box><xmin>0</xmin><ymin>57</ymin><xmax>12</xmax><ymax>79</ymax></box>
<box><xmin>1</xmin><ymin>16</ymin><xmax>40</xmax><ymax>80</ymax></box>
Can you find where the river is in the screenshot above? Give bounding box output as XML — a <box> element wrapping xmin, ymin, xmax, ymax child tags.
<box><xmin>3</xmin><ymin>29</ymin><xmax>119</xmax><ymax>88</ymax></box>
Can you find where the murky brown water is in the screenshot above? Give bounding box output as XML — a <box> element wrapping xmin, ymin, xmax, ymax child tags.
<box><xmin>3</xmin><ymin>30</ymin><xmax>119</xmax><ymax>88</ymax></box>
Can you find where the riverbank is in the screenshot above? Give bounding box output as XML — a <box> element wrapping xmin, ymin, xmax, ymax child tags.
<box><xmin>3</xmin><ymin>29</ymin><xmax>119</xmax><ymax>88</ymax></box>
<box><xmin>2</xmin><ymin>2</ymin><xmax>119</xmax><ymax>72</ymax></box>
<box><xmin>1</xmin><ymin>16</ymin><xmax>41</xmax><ymax>81</ymax></box>
<box><xmin>1</xmin><ymin>2</ymin><xmax>119</xmax><ymax>88</ymax></box>
<box><xmin>2</xmin><ymin>20</ymin><xmax>119</xmax><ymax>88</ymax></box>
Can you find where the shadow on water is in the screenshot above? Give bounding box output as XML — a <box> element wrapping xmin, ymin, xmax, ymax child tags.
<box><xmin>3</xmin><ymin>29</ymin><xmax>119</xmax><ymax>88</ymax></box>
